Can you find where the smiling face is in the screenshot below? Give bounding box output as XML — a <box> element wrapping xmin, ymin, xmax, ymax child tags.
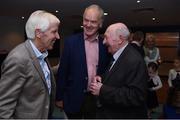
<box><xmin>103</xmin><ymin>23</ymin><xmax>129</xmax><ymax>55</ymax></box>
<box><xmin>83</xmin><ymin>7</ymin><xmax>102</xmax><ymax>37</ymax></box>
<box><xmin>148</xmin><ymin>67</ymin><xmax>156</xmax><ymax>77</ymax></box>
<box><xmin>35</xmin><ymin>22</ymin><xmax>60</xmax><ymax>52</ymax></box>
<box><xmin>103</xmin><ymin>28</ymin><xmax>120</xmax><ymax>55</ymax></box>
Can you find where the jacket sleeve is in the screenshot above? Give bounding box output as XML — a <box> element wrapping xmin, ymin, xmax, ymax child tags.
<box><xmin>0</xmin><ymin>56</ymin><xmax>26</xmax><ymax>118</ymax></box>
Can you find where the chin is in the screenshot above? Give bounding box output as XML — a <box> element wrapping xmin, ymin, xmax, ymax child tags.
<box><xmin>85</xmin><ymin>32</ymin><xmax>93</xmax><ymax>37</ymax></box>
<box><xmin>84</xmin><ymin>30</ymin><xmax>95</xmax><ymax>36</ymax></box>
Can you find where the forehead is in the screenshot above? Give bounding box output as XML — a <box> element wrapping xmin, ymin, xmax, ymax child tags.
<box><xmin>83</xmin><ymin>8</ymin><xmax>100</xmax><ymax>20</ymax></box>
<box><xmin>105</xmin><ymin>26</ymin><xmax>116</xmax><ymax>35</ymax></box>
<box><xmin>46</xmin><ymin>22</ymin><xmax>59</xmax><ymax>31</ymax></box>
<box><xmin>104</xmin><ymin>29</ymin><xmax>111</xmax><ymax>36</ymax></box>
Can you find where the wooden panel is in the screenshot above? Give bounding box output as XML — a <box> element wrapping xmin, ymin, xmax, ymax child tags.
<box><xmin>158</xmin><ymin>63</ymin><xmax>173</xmax><ymax>76</ymax></box>
<box><xmin>157</xmin><ymin>78</ymin><xmax>169</xmax><ymax>104</ymax></box>
<box><xmin>159</xmin><ymin>47</ymin><xmax>178</xmax><ymax>62</ymax></box>
<box><xmin>146</xmin><ymin>32</ymin><xmax>179</xmax><ymax>46</ymax></box>
<box><xmin>157</xmin><ymin>40</ymin><xmax>178</xmax><ymax>47</ymax></box>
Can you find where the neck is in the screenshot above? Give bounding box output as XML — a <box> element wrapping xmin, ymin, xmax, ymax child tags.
<box><xmin>84</xmin><ymin>33</ymin><xmax>98</xmax><ymax>41</ymax></box>
<box><xmin>33</xmin><ymin>38</ymin><xmax>45</xmax><ymax>53</ymax></box>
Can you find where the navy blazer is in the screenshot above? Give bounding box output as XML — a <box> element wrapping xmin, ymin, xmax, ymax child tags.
<box><xmin>56</xmin><ymin>33</ymin><xmax>110</xmax><ymax>113</ymax></box>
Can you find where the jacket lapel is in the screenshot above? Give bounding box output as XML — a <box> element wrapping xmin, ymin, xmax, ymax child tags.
<box><xmin>103</xmin><ymin>44</ymin><xmax>129</xmax><ymax>83</ymax></box>
<box><xmin>45</xmin><ymin>58</ymin><xmax>56</xmax><ymax>91</ymax></box>
<box><xmin>79</xmin><ymin>33</ymin><xmax>88</xmax><ymax>75</ymax></box>
<box><xmin>24</xmin><ymin>40</ymin><xmax>49</xmax><ymax>90</ymax></box>
<box><xmin>97</xmin><ymin>36</ymin><xmax>104</xmax><ymax>74</ymax></box>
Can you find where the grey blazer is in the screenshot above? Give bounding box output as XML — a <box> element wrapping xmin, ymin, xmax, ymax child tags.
<box><xmin>0</xmin><ymin>40</ymin><xmax>56</xmax><ymax>119</ymax></box>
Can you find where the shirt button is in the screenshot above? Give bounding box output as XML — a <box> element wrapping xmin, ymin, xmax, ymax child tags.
<box><xmin>83</xmin><ymin>89</ymin><xmax>87</xmax><ymax>93</ymax></box>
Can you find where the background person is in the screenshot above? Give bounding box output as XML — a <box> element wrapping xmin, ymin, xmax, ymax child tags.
<box><xmin>147</xmin><ymin>62</ymin><xmax>162</xmax><ymax>118</ymax></box>
<box><xmin>144</xmin><ymin>34</ymin><xmax>161</xmax><ymax>65</ymax></box>
<box><xmin>130</xmin><ymin>31</ymin><xmax>145</xmax><ymax>58</ymax></box>
<box><xmin>164</xmin><ymin>56</ymin><xmax>180</xmax><ymax>118</ymax></box>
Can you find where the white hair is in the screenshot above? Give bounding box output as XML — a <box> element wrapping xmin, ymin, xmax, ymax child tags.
<box><xmin>116</xmin><ymin>25</ymin><xmax>130</xmax><ymax>40</ymax></box>
<box><xmin>25</xmin><ymin>10</ymin><xmax>60</xmax><ymax>40</ymax></box>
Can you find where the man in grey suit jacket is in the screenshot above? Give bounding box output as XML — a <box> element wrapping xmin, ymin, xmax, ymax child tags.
<box><xmin>90</xmin><ymin>23</ymin><xmax>148</xmax><ymax>118</ymax></box>
<box><xmin>0</xmin><ymin>10</ymin><xmax>60</xmax><ymax>118</ymax></box>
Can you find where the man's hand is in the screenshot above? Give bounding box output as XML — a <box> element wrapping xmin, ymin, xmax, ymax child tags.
<box><xmin>55</xmin><ymin>101</ymin><xmax>63</xmax><ymax>109</ymax></box>
<box><xmin>89</xmin><ymin>76</ymin><xmax>103</xmax><ymax>96</ymax></box>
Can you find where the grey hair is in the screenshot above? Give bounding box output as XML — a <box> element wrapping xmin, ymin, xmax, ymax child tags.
<box><xmin>25</xmin><ymin>10</ymin><xmax>60</xmax><ymax>40</ymax></box>
<box><xmin>116</xmin><ymin>25</ymin><xmax>130</xmax><ymax>40</ymax></box>
<box><xmin>84</xmin><ymin>4</ymin><xmax>104</xmax><ymax>22</ymax></box>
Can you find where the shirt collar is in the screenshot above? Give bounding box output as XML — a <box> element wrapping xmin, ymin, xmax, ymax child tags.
<box><xmin>113</xmin><ymin>43</ymin><xmax>128</xmax><ymax>61</ymax></box>
<box><xmin>29</xmin><ymin>40</ymin><xmax>48</xmax><ymax>60</ymax></box>
<box><xmin>84</xmin><ymin>33</ymin><xmax>99</xmax><ymax>42</ymax></box>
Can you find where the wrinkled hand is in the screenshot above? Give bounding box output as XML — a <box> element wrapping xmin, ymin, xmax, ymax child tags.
<box><xmin>89</xmin><ymin>76</ymin><xmax>103</xmax><ymax>96</ymax></box>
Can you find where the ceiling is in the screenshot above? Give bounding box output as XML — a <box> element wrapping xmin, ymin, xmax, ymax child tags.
<box><xmin>0</xmin><ymin>0</ymin><xmax>180</xmax><ymax>31</ymax></box>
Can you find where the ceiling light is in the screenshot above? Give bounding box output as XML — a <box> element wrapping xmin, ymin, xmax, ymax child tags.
<box><xmin>104</xmin><ymin>12</ymin><xmax>108</xmax><ymax>16</ymax></box>
<box><xmin>137</xmin><ymin>0</ymin><xmax>141</xmax><ymax>3</ymax></box>
<box><xmin>152</xmin><ymin>17</ymin><xmax>156</xmax><ymax>21</ymax></box>
<box><xmin>21</xmin><ymin>16</ymin><xmax>24</xmax><ymax>19</ymax></box>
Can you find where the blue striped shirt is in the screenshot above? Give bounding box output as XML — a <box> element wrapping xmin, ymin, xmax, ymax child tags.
<box><xmin>29</xmin><ymin>40</ymin><xmax>51</xmax><ymax>94</ymax></box>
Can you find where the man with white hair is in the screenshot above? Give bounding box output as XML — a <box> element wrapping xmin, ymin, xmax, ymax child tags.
<box><xmin>0</xmin><ymin>10</ymin><xmax>60</xmax><ymax>118</ymax></box>
<box><xmin>90</xmin><ymin>23</ymin><xmax>148</xmax><ymax>118</ymax></box>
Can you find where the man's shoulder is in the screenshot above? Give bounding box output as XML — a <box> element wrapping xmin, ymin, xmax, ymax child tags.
<box><xmin>6</xmin><ymin>42</ymin><xmax>29</xmax><ymax>61</ymax></box>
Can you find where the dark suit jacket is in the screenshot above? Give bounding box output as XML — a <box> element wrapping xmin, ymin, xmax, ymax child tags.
<box><xmin>0</xmin><ymin>40</ymin><xmax>56</xmax><ymax>118</ymax></box>
<box><xmin>130</xmin><ymin>42</ymin><xmax>145</xmax><ymax>58</ymax></box>
<box><xmin>98</xmin><ymin>44</ymin><xmax>148</xmax><ymax>119</ymax></box>
<box><xmin>56</xmin><ymin>33</ymin><xmax>110</xmax><ymax>113</ymax></box>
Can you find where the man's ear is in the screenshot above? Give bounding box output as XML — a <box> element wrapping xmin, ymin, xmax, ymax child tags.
<box><xmin>118</xmin><ymin>35</ymin><xmax>124</xmax><ymax>45</ymax></box>
<box><xmin>35</xmin><ymin>29</ymin><xmax>42</xmax><ymax>39</ymax></box>
<box><xmin>118</xmin><ymin>40</ymin><xmax>123</xmax><ymax>45</ymax></box>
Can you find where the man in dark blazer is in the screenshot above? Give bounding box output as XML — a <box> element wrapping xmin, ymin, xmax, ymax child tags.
<box><xmin>130</xmin><ymin>31</ymin><xmax>145</xmax><ymax>58</ymax></box>
<box><xmin>0</xmin><ymin>10</ymin><xmax>60</xmax><ymax>118</ymax></box>
<box><xmin>90</xmin><ymin>23</ymin><xmax>148</xmax><ymax>118</ymax></box>
<box><xmin>56</xmin><ymin>4</ymin><xmax>110</xmax><ymax>119</ymax></box>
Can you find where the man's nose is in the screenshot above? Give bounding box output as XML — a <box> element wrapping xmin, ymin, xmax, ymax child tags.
<box><xmin>56</xmin><ymin>33</ymin><xmax>60</xmax><ymax>39</ymax></box>
<box><xmin>87</xmin><ymin>21</ymin><xmax>91</xmax><ymax>26</ymax></box>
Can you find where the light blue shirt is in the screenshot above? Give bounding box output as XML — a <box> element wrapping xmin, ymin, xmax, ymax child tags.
<box><xmin>29</xmin><ymin>40</ymin><xmax>51</xmax><ymax>94</ymax></box>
